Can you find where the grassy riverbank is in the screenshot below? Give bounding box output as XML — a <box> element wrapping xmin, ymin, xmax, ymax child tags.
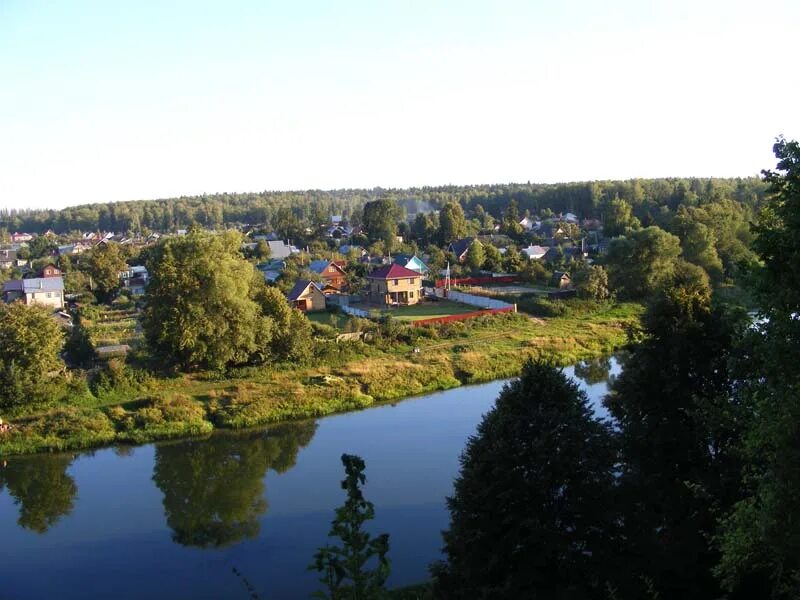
<box><xmin>0</xmin><ymin>304</ymin><xmax>641</xmax><ymax>456</ymax></box>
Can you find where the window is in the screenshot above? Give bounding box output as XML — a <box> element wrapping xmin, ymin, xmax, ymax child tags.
<box><xmin>409</xmin><ymin>291</ymin><xmax>414</xmax><ymax>298</ymax></box>
<box><xmin>328</xmin><ymin>266</ymin><xmax>335</xmax><ymax>273</ymax></box>
<box><xmin>393</xmin><ymin>279</ymin><xmax>399</xmax><ymax>286</ymax></box>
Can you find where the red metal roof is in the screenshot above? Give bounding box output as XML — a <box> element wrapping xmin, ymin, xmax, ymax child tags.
<box><xmin>367</xmin><ymin>263</ymin><xmax>421</xmax><ymax>280</ymax></box>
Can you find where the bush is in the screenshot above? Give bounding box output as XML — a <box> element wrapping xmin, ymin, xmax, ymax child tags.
<box><xmin>107</xmin><ymin>394</ymin><xmax>211</xmax><ymax>443</ymax></box>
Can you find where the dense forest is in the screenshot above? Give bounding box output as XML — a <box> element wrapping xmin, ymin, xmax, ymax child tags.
<box><xmin>0</xmin><ymin>177</ymin><xmax>766</xmax><ymax>235</ymax></box>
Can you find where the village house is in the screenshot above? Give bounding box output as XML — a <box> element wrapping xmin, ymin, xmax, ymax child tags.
<box><xmin>11</xmin><ymin>232</ymin><xmax>34</xmax><ymax>243</ymax></box>
<box><xmin>448</xmin><ymin>237</ymin><xmax>481</xmax><ymax>263</ymax></box>
<box><xmin>0</xmin><ymin>249</ymin><xmax>18</xmax><ymax>270</ymax></box>
<box><xmin>367</xmin><ymin>264</ymin><xmax>423</xmax><ymax>306</ymax></box>
<box><xmin>119</xmin><ymin>265</ymin><xmax>149</xmax><ymax>296</ymax></box>
<box><xmin>41</xmin><ymin>264</ymin><xmax>62</xmax><ymax>278</ymax></box>
<box><xmin>2</xmin><ymin>276</ymin><xmax>65</xmax><ymax>309</ymax></box>
<box><xmin>267</xmin><ymin>240</ymin><xmax>300</xmax><ymax>260</ymax></box>
<box><xmin>308</xmin><ymin>259</ymin><xmax>347</xmax><ymax>292</ymax></box>
<box><xmin>286</xmin><ymin>279</ymin><xmax>326</xmax><ymax>312</ymax></box>
<box><xmin>552</xmin><ymin>271</ymin><xmax>572</xmax><ymax>289</ymax></box>
<box><xmin>256</xmin><ymin>259</ymin><xmax>286</xmax><ymax>283</ymax></box>
<box><xmin>393</xmin><ymin>254</ymin><xmax>429</xmax><ymax>276</ymax></box>
<box><xmin>521</xmin><ymin>245</ymin><xmax>549</xmax><ymax>260</ymax></box>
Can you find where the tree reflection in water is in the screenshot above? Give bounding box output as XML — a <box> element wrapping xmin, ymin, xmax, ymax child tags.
<box><xmin>572</xmin><ymin>356</ymin><xmax>612</xmax><ymax>386</ymax></box>
<box><xmin>152</xmin><ymin>421</ymin><xmax>317</xmax><ymax>548</ymax></box>
<box><xmin>0</xmin><ymin>453</ymin><xmax>78</xmax><ymax>533</ymax></box>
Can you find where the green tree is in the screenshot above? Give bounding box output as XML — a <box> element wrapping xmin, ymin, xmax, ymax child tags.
<box><xmin>671</xmin><ymin>208</ymin><xmax>725</xmax><ymax>283</ymax></box>
<box><xmin>502</xmin><ymin>246</ymin><xmax>525</xmax><ymax>273</ymax></box>
<box><xmin>481</xmin><ymin>243</ymin><xmax>503</xmax><ymax>272</ymax></box>
<box><xmin>717</xmin><ymin>137</ymin><xmax>800</xmax><ymax>597</ymax></box>
<box><xmin>438</xmin><ymin>202</ymin><xmax>468</xmax><ymax>245</ymax></box>
<box><xmin>465</xmin><ymin>241</ymin><xmax>485</xmax><ymax>273</ymax></box>
<box><xmin>603</xmin><ymin>196</ymin><xmax>641</xmax><ymax>238</ymax></box>
<box><xmin>605</xmin><ymin>261</ymin><xmax>746</xmax><ymax>598</ymax></box>
<box><xmin>63</xmin><ymin>310</ymin><xmax>95</xmax><ymax>368</ymax></box>
<box><xmin>0</xmin><ymin>302</ymin><xmax>66</xmax><ymax>409</ymax></box>
<box><xmin>142</xmin><ymin>229</ymin><xmax>274</xmax><ymax>370</ymax></box>
<box><xmin>605</xmin><ymin>226</ymin><xmax>682</xmax><ymax>300</ymax></box>
<box><xmin>572</xmin><ymin>264</ymin><xmax>610</xmax><ymax>300</ymax></box>
<box><xmin>310</xmin><ymin>454</ymin><xmax>390</xmax><ymax>600</ymax></box>
<box><xmin>362</xmin><ymin>199</ymin><xmax>399</xmax><ymax>252</ymax></box>
<box><xmin>86</xmin><ymin>242</ymin><xmax>127</xmax><ymax>302</ymax></box>
<box><xmin>253</xmin><ymin>283</ymin><xmax>313</xmax><ymax>362</ymax></box>
<box><xmin>432</xmin><ymin>361</ymin><xmax>619</xmax><ymax>599</ymax></box>
<box><xmin>501</xmin><ymin>199</ymin><xmax>523</xmax><ymax>237</ymax></box>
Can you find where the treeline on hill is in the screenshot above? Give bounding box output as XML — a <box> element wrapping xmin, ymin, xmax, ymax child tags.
<box><xmin>1</xmin><ymin>177</ymin><xmax>765</xmax><ymax>237</ymax></box>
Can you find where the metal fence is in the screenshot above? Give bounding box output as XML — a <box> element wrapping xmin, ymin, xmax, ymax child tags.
<box><xmin>340</xmin><ymin>305</ymin><xmax>370</xmax><ymax>318</ymax></box>
<box><xmin>445</xmin><ymin>290</ymin><xmax>516</xmax><ymax>310</ymax></box>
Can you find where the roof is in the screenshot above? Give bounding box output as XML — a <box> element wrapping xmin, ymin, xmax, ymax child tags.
<box><xmin>268</xmin><ymin>240</ymin><xmax>299</xmax><ymax>259</ymax></box>
<box><xmin>287</xmin><ymin>279</ymin><xmax>322</xmax><ymax>301</ymax></box>
<box><xmin>367</xmin><ymin>263</ymin><xmax>421</xmax><ymax>280</ymax></box>
<box><xmin>522</xmin><ymin>245</ymin><xmax>549</xmax><ymax>259</ymax></box>
<box><xmin>308</xmin><ymin>260</ymin><xmax>330</xmax><ymax>274</ymax></box>
<box><xmin>448</xmin><ymin>237</ymin><xmax>477</xmax><ymax>258</ymax></box>
<box><xmin>393</xmin><ymin>254</ymin><xmax>429</xmax><ymax>272</ymax></box>
<box><xmin>3</xmin><ymin>277</ymin><xmax>64</xmax><ymax>293</ymax></box>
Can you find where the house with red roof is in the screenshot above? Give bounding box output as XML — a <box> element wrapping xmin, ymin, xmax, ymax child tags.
<box><xmin>366</xmin><ymin>264</ymin><xmax>423</xmax><ymax>306</ymax></box>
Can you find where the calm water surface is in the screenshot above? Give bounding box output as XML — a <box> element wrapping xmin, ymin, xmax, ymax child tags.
<box><xmin>0</xmin><ymin>357</ymin><xmax>621</xmax><ymax>600</ymax></box>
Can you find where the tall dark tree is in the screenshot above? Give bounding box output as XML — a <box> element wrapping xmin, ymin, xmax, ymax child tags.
<box><xmin>85</xmin><ymin>242</ymin><xmax>127</xmax><ymax>302</ymax></box>
<box><xmin>438</xmin><ymin>202</ymin><xmax>468</xmax><ymax>245</ymax></box>
<box><xmin>604</xmin><ymin>226</ymin><xmax>682</xmax><ymax>299</ymax></box>
<box><xmin>605</xmin><ymin>261</ymin><xmax>746</xmax><ymax>598</ymax></box>
<box><xmin>717</xmin><ymin>137</ymin><xmax>800</xmax><ymax>598</ymax></box>
<box><xmin>433</xmin><ymin>361</ymin><xmax>618</xmax><ymax>599</ymax></box>
<box><xmin>362</xmin><ymin>199</ymin><xmax>399</xmax><ymax>252</ymax></box>
<box><xmin>0</xmin><ymin>302</ymin><xmax>65</xmax><ymax>409</ymax></box>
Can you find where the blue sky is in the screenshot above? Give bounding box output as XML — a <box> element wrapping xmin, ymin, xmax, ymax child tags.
<box><xmin>1</xmin><ymin>0</ymin><xmax>798</xmax><ymax>210</ymax></box>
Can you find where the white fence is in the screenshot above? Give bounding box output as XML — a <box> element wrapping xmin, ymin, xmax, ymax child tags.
<box><xmin>444</xmin><ymin>290</ymin><xmax>516</xmax><ymax>311</ymax></box>
<box><xmin>340</xmin><ymin>305</ymin><xmax>370</xmax><ymax>318</ymax></box>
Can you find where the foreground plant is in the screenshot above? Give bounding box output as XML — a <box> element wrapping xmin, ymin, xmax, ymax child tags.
<box><xmin>310</xmin><ymin>454</ymin><xmax>390</xmax><ymax>600</ymax></box>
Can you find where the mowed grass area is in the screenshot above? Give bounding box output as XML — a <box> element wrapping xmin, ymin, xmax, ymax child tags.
<box><xmin>459</xmin><ymin>283</ymin><xmax>551</xmax><ymax>297</ymax></box>
<box><xmin>383</xmin><ymin>300</ymin><xmax>478</xmax><ymax>322</ymax></box>
<box><xmin>305</xmin><ymin>311</ymin><xmax>344</xmax><ymax>327</ymax></box>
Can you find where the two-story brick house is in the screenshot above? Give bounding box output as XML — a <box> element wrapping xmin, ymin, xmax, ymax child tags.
<box><xmin>367</xmin><ymin>264</ymin><xmax>423</xmax><ymax>306</ymax></box>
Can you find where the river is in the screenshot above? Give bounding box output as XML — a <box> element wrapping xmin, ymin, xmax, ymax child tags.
<box><xmin>0</xmin><ymin>356</ymin><xmax>621</xmax><ymax>599</ymax></box>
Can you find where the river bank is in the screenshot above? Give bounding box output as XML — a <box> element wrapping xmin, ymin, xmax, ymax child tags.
<box><xmin>0</xmin><ymin>305</ymin><xmax>641</xmax><ymax>456</ymax></box>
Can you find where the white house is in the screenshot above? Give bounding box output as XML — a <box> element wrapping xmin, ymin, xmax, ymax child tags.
<box><xmin>522</xmin><ymin>245</ymin><xmax>549</xmax><ymax>260</ymax></box>
<box><xmin>2</xmin><ymin>277</ymin><xmax>65</xmax><ymax>310</ymax></box>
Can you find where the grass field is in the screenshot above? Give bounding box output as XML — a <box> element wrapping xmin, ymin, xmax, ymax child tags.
<box><xmin>386</xmin><ymin>300</ymin><xmax>478</xmax><ymax>322</ymax></box>
<box><xmin>1</xmin><ymin>302</ymin><xmax>643</xmax><ymax>456</ymax></box>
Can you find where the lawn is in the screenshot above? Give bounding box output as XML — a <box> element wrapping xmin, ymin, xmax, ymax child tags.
<box><xmin>305</xmin><ymin>310</ymin><xmax>351</xmax><ymax>331</ymax></box>
<box><xmin>383</xmin><ymin>300</ymin><xmax>479</xmax><ymax>322</ymax></box>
